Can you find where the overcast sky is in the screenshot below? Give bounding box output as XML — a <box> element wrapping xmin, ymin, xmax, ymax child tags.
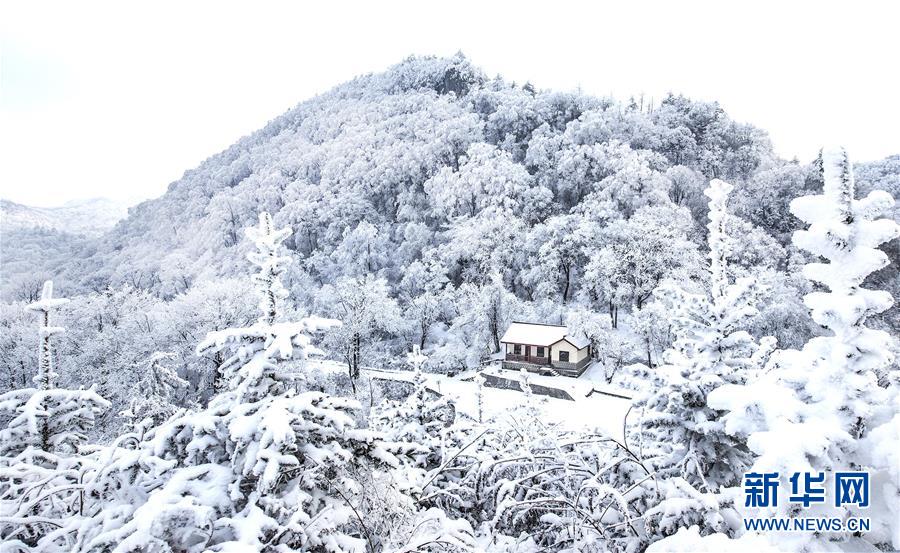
<box><xmin>2</xmin><ymin>1</ymin><xmax>898</xmax><ymax>207</ymax></box>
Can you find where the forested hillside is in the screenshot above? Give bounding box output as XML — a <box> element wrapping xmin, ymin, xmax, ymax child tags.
<box><xmin>1</xmin><ymin>55</ymin><xmax>898</xmax><ymax>552</ymax></box>
<box><xmin>3</xmin><ymin>55</ymin><xmax>897</xmax><ymax>397</ymax></box>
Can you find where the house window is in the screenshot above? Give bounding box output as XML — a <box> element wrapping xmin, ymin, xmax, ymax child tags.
<box><xmin>537</xmin><ymin>346</ymin><xmax>545</xmax><ymax>357</ymax></box>
<box><xmin>513</xmin><ymin>344</ymin><xmax>522</xmax><ymax>355</ymax></box>
<box><xmin>559</xmin><ymin>350</ymin><xmax>570</xmax><ymax>362</ymax></box>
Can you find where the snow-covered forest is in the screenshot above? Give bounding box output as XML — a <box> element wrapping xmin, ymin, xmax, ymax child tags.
<box><xmin>0</xmin><ymin>55</ymin><xmax>898</xmax><ymax>552</ymax></box>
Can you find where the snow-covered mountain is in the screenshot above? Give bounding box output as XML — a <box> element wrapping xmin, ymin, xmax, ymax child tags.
<box><xmin>0</xmin><ymin>197</ymin><xmax>130</xmax><ymax>237</ymax></box>
<box><xmin>0</xmin><ymin>55</ymin><xmax>896</xmax><ymax>332</ymax></box>
<box><xmin>1</xmin><ymin>53</ymin><xmax>899</xmax><ymax>553</ymax></box>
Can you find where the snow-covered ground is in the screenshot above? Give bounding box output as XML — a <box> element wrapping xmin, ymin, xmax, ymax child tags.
<box><xmin>304</xmin><ymin>358</ymin><xmax>633</xmax><ymax>444</ymax></box>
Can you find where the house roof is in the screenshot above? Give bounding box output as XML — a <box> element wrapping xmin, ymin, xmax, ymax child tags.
<box><xmin>500</xmin><ymin>321</ymin><xmax>590</xmax><ymax>350</ymax></box>
<box><xmin>561</xmin><ymin>335</ymin><xmax>590</xmax><ymax>349</ymax></box>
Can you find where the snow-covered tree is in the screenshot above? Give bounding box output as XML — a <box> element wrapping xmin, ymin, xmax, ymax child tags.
<box><xmin>639</xmin><ymin>180</ymin><xmax>775</xmax><ymax>494</ymax></box>
<box><xmin>449</xmin><ymin>272</ymin><xmax>521</xmax><ymax>358</ymax></box>
<box><xmin>0</xmin><ymin>281</ymin><xmax>108</xmax><ymax>456</ymax></box>
<box><xmin>785</xmin><ymin>148</ymin><xmax>899</xmax><ymax>422</ymax></box>
<box><xmin>629</xmin><ymin>301</ymin><xmax>675</xmax><ymax>367</ymax></box>
<box><xmin>0</xmin><ymin>282</ymin><xmax>109</xmax><ymax>549</ymax></box>
<box><xmin>325</xmin><ymin>275</ymin><xmax>403</xmax><ymax>391</ymax></box>
<box><xmin>472</xmin><ymin>371</ymin><xmax>486</xmax><ymax>424</ymax></box>
<box><xmin>709</xmin><ymin>148</ymin><xmax>900</xmax><ymax>550</ymax></box>
<box><xmin>55</xmin><ymin>285</ymin><xmax>164</xmax><ymax>437</ymax></box>
<box><xmin>567</xmin><ymin>308</ymin><xmax>636</xmax><ymax>382</ymax></box>
<box><xmin>440</xmin><ymin>212</ymin><xmax>528</xmax><ymax>286</ymax></box>
<box><xmin>155</xmin><ymin>277</ymin><xmax>257</xmax><ymax>399</ymax></box>
<box><xmin>27</xmin><ymin>281</ymin><xmax>68</xmax><ymax>391</ymax></box>
<box><xmin>373</xmin><ymin>347</ymin><xmax>455</xmax><ymax>468</ymax></box>
<box><xmin>582</xmin><ymin>204</ymin><xmax>700</xmax><ymax>323</ymax></box>
<box><xmin>245</xmin><ymin>212</ymin><xmax>292</xmax><ymax>325</ymax></box>
<box><xmin>521</xmin><ymin>215</ymin><xmax>596</xmax><ymax>302</ymax></box>
<box><xmin>73</xmin><ymin>213</ymin><xmax>413</xmax><ymax>552</ymax></box>
<box><xmin>424</xmin><ymin>142</ymin><xmax>550</xmax><ymax>221</ymax></box>
<box><xmin>121</xmin><ymin>352</ymin><xmax>190</xmax><ymax>432</ymax></box>
<box><xmin>329</xmin><ymin>221</ymin><xmax>392</xmax><ymax>278</ymax></box>
<box><xmin>0</xmin><ymin>303</ymin><xmax>36</xmax><ymax>393</ymax></box>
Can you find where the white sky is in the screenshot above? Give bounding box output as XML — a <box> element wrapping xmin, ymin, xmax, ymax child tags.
<box><xmin>1</xmin><ymin>0</ymin><xmax>898</xmax><ymax>207</ymax></box>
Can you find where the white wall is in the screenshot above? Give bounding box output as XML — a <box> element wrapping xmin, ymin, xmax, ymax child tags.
<box><xmin>551</xmin><ymin>340</ymin><xmax>589</xmax><ymax>363</ymax></box>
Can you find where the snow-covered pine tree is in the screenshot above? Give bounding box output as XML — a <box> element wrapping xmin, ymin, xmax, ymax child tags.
<box><xmin>516</xmin><ymin>367</ymin><xmax>545</xmax><ymax>421</ymax></box>
<box><xmin>0</xmin><ymin>281</ymin><xmax>109</xmax><ymax>549</ymax></box>
<box><xmin>0</xmin><ymin>281</ymin><xmax>109</xmax><ymax>457</ymax></box>
<box><xmin>72</xmin><ymin>213</ymin><xmax>414</xmax><ymax>552</ymax></box>
<box><xmin>708</xmin><ymin>148</ymin><xmax>900</xmax><ymax>550</ymax></box>
<box><xmin>195</xmin><ymin>212</ymin><xmax>329</xmax><ymax>403</ymax></box>
<box><xmin>473</xmin><ymin>371</ymin><xmax>486</xmax><ymax>424</ymax></box>
<box><xmin>373</xmin><ymin>346</ymin><xmax>455</xmax><ymax>469</ymax></box>
<box><xmin>785</xmin><ymin>148</ymin><xmax>898</xmax><ymax>452</ymax></box>
<box><xmin>121</xmin><ymin>352</ymin><xmax>189</xmax><ymax>433</ymax></box>
<box><xmin>639</xmin><ymin>179</ymin><xmax>775</xmax><ymax>493</ymax></box>
<box><xmin>27</xmin><ymin>280</ymin><xmax>67</xmax><ymax>392</ymax></box>
<box><xmin>247</xmin><ymin>212</ymin><xmax>291</xmax><ymax>325</ymax></box>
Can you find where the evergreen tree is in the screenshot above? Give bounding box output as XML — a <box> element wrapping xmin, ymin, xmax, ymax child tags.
<box><xmin>709</xmin><ymin>148</ymin><xmax>900</xmax><ymax>550</ymax></box>
<box><xmin>373</xmin><ymin>347</ymin><xmax>455</xmax><ymax>468</ymax></box>
<box><xmin>246</xmin><ymin>212</ymin><xmax>292</xmax><ymax>325</ymax></box>
<box><xmin>0</xmin><ymin>281</ymin><xmax>109</xmax><ymax>549</ymax></box>
<box><xmin>473</xmin><ymin>371</ymin><xmax>486</xmax><ymax>424</ymax></box>
<box><xmin>718</xmin><ymin>148</ymin><xmax>898</xmax><ymax>471</ymax></box>
<box><xmin>639</xmin><ymin>180</ymin><xmax>774</xmax><ymax>492</ymax></box>
<box><xmin>76</xmin><ymin>213</ymin><xmax>409</xmax><ymax>552</ymax></box>
<box><xmin>27</xmin><ymin>281</ymin><xmax>68</xmax><ymax>392</ymax></box>
<box><xmin>121</xmin><ymin>352</ymin><xmax>190</xmax><ymax>432</ymax></box>
<box><xmin>0</xmin><ymin>281</ymin><xmax>108</xmax><ymax>456</ymax></box>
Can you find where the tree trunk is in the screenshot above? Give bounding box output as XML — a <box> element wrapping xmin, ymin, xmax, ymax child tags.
<box><xmin>349</xmin><ymin>332</ymin><xmax>361</xmax><ymax>394</ymax></box>
<box><xmin>491</xmin><ymin>320</ymin><xmax>500</xmax><ymax>354</ymax></box>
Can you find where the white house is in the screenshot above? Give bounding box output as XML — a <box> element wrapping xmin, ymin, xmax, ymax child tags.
<box><xmin>499</xmin><ymin>321</ymin><xmax>591</xmax><ymax>377</ymax></box>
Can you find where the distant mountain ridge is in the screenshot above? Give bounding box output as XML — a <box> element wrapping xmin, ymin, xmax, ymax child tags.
<box><xmin>0</xmin><ymin>197</ymin><xmax>130</xmax><ymax>237</ymax></box>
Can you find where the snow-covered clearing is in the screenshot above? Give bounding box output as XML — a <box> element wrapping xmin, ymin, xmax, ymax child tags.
<box><xmin>304</xmin><ymin>358</ymin><xmax>633</xmax><ymax>444</ymax></box>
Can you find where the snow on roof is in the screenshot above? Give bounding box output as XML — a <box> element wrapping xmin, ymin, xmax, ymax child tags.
<box><xmin>501</xmin><ymin>322</ymin><xmax>566</xmax><ymax>346</ymax></box>
<box><xmin>500</xmin><ymin>322</ymin><xmax>589</xmax><ymax>350</ymax></box>
<box><xmin>563</xmin><ymin>334</ymin><xmax>590</xmax><ymax>349</ymax></box>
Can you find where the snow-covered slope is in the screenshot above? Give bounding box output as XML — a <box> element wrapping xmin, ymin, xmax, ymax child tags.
<box><xmin>0</xmin><ymin>198</ymin><xmax>129</xmax><ymax>237</ymax></box>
